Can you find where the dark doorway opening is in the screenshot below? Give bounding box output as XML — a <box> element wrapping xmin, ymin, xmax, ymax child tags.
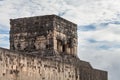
<box><xmin>62</xmin><ymin>44</ymin><xmax>66</xmax><ymax>52</ymax></box>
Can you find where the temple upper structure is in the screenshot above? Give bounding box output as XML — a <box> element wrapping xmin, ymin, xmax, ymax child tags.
<box><xmin>10</xmin><ymin>15</ymin><xmax>77</xmax><ymax>56</ymax></box>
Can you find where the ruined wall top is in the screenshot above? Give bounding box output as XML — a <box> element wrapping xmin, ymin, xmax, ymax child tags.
<box><xmin>10</xmin><ymin>14</ymin><xmax>77</xmax><ymax>30</ymax></box>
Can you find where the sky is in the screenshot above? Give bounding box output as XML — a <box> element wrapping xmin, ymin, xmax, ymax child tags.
<box><xmin>0</xmin><ymin>0</ymin><xmax>120</xmax><ymax>80</ymax></box>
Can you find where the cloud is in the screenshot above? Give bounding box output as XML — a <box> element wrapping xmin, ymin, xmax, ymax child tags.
<box><xmin>78</xmin><ymin>23</ymin><xmax>120</xmax><ymax>42</ymax></box>
<box><xmin>1</xmin><ymin>0</ymin><xmax>120</xmax><ymax>26</ymax></box>
<box><xmin>64</xmin><ymin>0</ymin><xmax>120</xmax><ymax>24</ymax></box>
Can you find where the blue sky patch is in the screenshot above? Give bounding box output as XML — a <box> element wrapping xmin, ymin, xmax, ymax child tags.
<box><xmin>78</xmin><ymin>24</ymin><xmax>96</xmax><ymax>31</ymax></box>
<box><xmin>87</xmin><ymin>39</ymin><xmax>98</xmax><ymax>43</ymax></box>
<box><xmin>99</xmin><ymin>23</ymin><xmax>109</xmax><ymax>26</ymax></box>
<box><xmin>98</xmin><ymin>45</ymin><xmax>111</xmax><ymax>50</ymax></box>
<box><xmin>0</xmin><ymin>29</ymin><xmax>9</xmax><ymax>34</ymax></box>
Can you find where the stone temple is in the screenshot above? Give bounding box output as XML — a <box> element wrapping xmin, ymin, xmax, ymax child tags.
<box><xmin>0</xmin><ymin>14</ymin><xmax>107</xmax><ymax>80</ymax></box>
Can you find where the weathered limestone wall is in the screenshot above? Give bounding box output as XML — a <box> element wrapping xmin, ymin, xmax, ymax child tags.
<box><xmin>0</xmin><ymin>47</ymin><xmax>107</xmax><ymax>80</ymax></box>
<box><xmin>53</xmin><ymin>15</ymin><xmax>77</xmax><ymax>55</ymax></box>
<box><xmin>10</xmin><ymin>15</ymin><xmax>77</xmax><ymax>56</ymax></box>
<box><xmin>10</xmin><ymin>15</ymin><xmax>54</xmax><ymax>52</ymax></box>
<box><xmin>0</xmin><ymin>48</ymin><xmax>78</xmax><ymax>80</ymax></box>
<box><xmin>78</xmin><ymin>67</ymin><xmax>107</xmax><ymax>80</ymax></box>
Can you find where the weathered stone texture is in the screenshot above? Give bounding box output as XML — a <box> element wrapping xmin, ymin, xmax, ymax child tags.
<box><xmin>10</xmin><ymin>15</ymin><xmax>77</xmax><ymax>56</ymax></box>
<box><xmin>0</xmin><ymin>48</ymin><xmax>107</xmax><ymax>80</ymax></box>
<box><xmin>0</xmin><ymin>14</ymin><xmax>107</xmax><ymax>80</ymax></box>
